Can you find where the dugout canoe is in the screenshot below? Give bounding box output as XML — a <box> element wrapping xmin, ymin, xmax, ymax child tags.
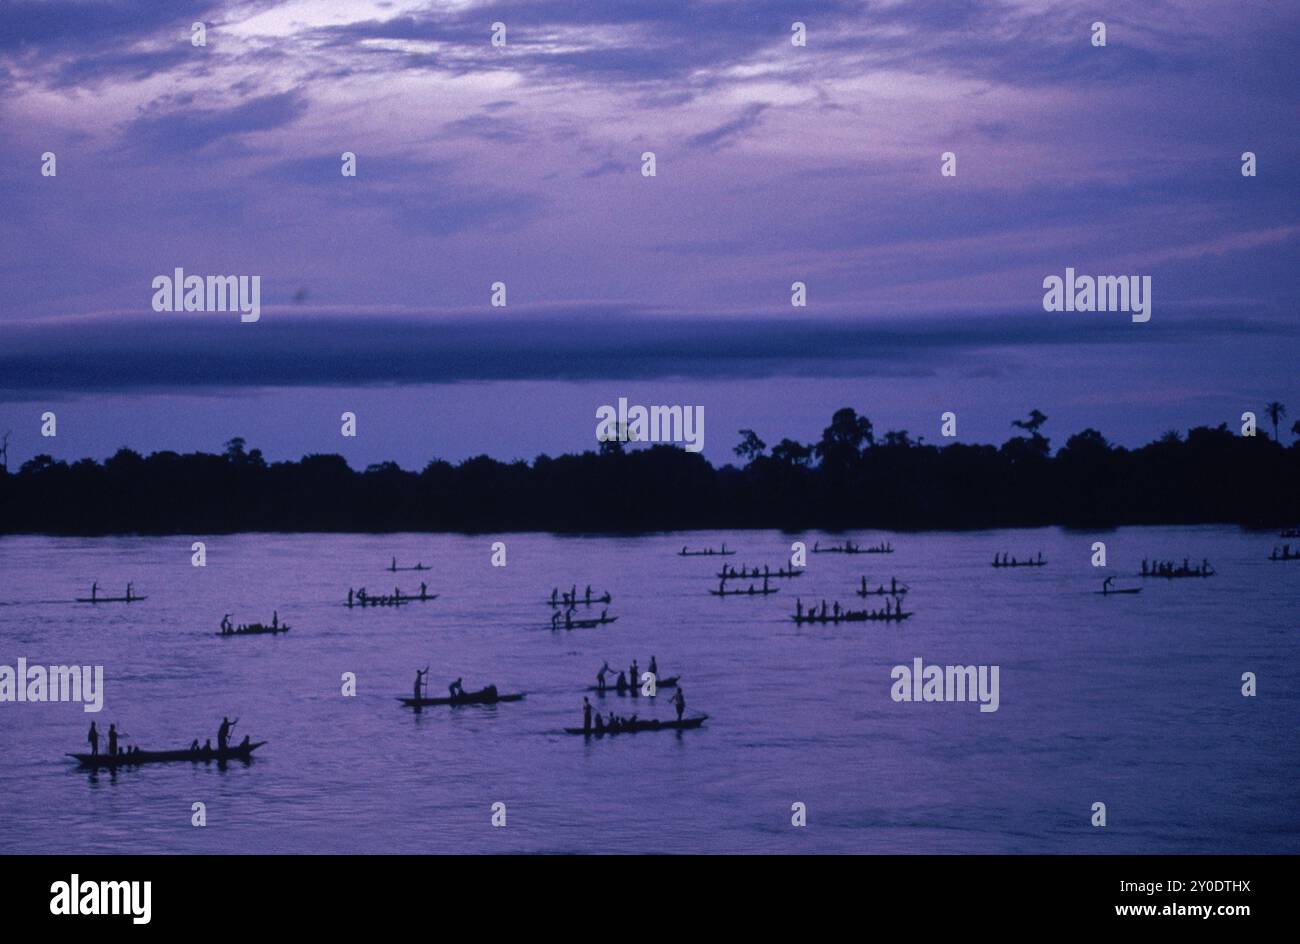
<box><xmin>587</xmin><ymin>675</ymin><xmax>680</xmax><ymax>693</ymax></box>
<box><xmin>398</xmin><ymin>688</ymin><xmax>525</xmax><ymax>708</ymax></box>
<box><xmin>68</xmin><ymin>742</ymin><xmax>266</xmax><ymax>769</ymax></box>
<box><xmin>564</xmin><ymin>715</ymin><xmax>708</xmax><ymax>736</ymax></box>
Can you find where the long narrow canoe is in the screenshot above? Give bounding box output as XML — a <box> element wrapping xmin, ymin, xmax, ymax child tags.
<box><xmin>678</xmin><ymin>549</ymin><xmax>735</xmax><ymax>556</ymax></box>
<box><xmin>565</xmin><ymin>715</ymin><xmax>707</xmax><ymax>736</ymax></box>
<box><xmin>709</xmin><ymin>587</ymin><xmax>779</xmax><ymax>596</ymax></box>
<box><xmin>75</xmin><ymin>596</ymin><xmax>148</xmax><ymax>603</ymax></box>
<box><xmin>546</xmin><ymin>595</ymin><xmax>612</xmax><ymax>606</ymax></box>
<box><xmin>554</xmin><ymin>616</ymin><xmax>619</xmax><ymax>629</ymax></box>
<box><xmin>792</xmin><ymin>611</ymin><xmax>913</xmax><ymax>624</ymax></box>
<box><xmin>1095</xmin><ymin>588</ymin><xmax>1142</xmax><ymax>595</ymax></box>
<box><xmin>717</xmin><ymin>568</ymin><xmax>803</xmax><ymax>579</ymax></box>
<box><xmin>218</xmin><ymin>624</ymin><xmax>289</xmax><ymax>636</ymax></box>
<box><xmin>397</xmin><ymin>688</ymin><xmax>525</xmax><ymax>708</ymax></box>
<box><xmin>587</xmin><ymin>675</ymin><xmax>680</xmax><ymax>694</ymax></box>
<box><xmin>68</xmin><ymin>742</ymin><xmax>266</xmax><ymax>769</ymax></box>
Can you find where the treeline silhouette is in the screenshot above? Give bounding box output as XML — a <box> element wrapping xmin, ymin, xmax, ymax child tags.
<box><xmin>1</xmin><ymin>408</ymin><xmax>1296</xmax><ymax>535</ymax></box>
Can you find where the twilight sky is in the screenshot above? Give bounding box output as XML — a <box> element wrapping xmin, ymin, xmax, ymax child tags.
<box><xmin>1</xmin><ymin>0</ymin><xmax>1297</xmax><ymax>468</ymax></box>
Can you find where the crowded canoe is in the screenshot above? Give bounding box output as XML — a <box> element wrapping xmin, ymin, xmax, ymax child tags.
<box><xmin>716</xmin><ymin>564</ymin><xmax>803</xmax><ymax>580</ymax></box>
<box><xmin>679</xmin><ymin>544</ymin><xmax>735</xmax><ymax>556</ymax></box>
<box><xmin>1139</xmin><ymin>558</ymin><xmax>1215</xmax><ymax>578</ymax></box>
<box><xmin>792</xmin><ymin>598</ymin><xmax>912</xmax><ymax>624</ymax></box>
<box><xmin>547</xmin><ymin>585</ymin><xmax>612</xmax><ymax>606</ymax></box>
<box><xmin>218</xmin><ymin>612</ymin><xmax>289</xmax><ymax>636</ymax></box>
<box><xmin>550</xmin><ymin>609</ymin><xmax>618</xmax><ymax>629</ymax></box>
<box><xmin>346</xmin><ymin>584</ymin><xmax>437</xmax><ymax>607</ymax></box>
<box><xmin>72</xmin><ymin>718</ymin><xmax>260</xmax><ymax>768</ymax></box>
<box><xmin>992</xmin><ymin>553</ymin><xmax>1046</xmax><ymax>568</ymax></box>
<box><xmin>572</xmin><ymin>689</ymin><xmax>701</xmax><ymax>735</ymax></box>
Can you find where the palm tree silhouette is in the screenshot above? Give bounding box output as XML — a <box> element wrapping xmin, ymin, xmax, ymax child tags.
<box><xmin>1265</xmin><ymin>402</ymin><xmax>1287</xmax><ymax>443</ymax></box>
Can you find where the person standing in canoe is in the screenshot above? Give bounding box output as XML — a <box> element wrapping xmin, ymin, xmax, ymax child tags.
<box><xmin>414</xmin><ymin>667</ymin><xmax>429</xmax><ymax>703</ymax></box>
<box><xmin>648</xmin><ymin>655</ymin><xmax>658</xmax><ymax>679</ymax></box>
<box><xmin>218</xmin><ymin>716</ymin><xmax>237</xmax><ymax>752</ymax></box>
<box><xmin>90</xmin><ymin>581</ymin><xmax>98</xmax><ymax>603</ymax></box>
<box><xmin>125</xmin><ymin>582</ymin><xmax>134</xmax><ymax>602</ymax></box>
<box><xmin>107</xmin><ymin>723</ymin><xmax>119</xmax><ymax>757</ymax></box>
<box><xmin>449</xmin><ymin>677</ymin><xmax>464</xmax><ymax>700</ymax></box>
<box><xmin>87</xmin><ymin>721</ymin><xmax>99</xmax><ymax>756</ymax></box>
<box><xmin>630</xmin><ymin>659</ymin><xmax>639</xmax><ymax>690</ymax></box>
<box><xmin>669</xmin><ymin>688</ymin><xmax>685</xmax><ymax>722</ymax></box>
<box><xmin>582</xmin><ymin>697</ymin><xmax>593</xmax><ymax>734</ymax></box>
<box><xmin>596</xmin><ymin>661</ymin><xmax>614</xmax><ymax>692</ymax></box>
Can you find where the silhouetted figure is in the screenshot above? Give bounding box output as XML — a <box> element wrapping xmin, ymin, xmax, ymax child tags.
<box><xmin>414</xmin><ymin>667</ymin><xmax>429</xmax><ymax>703</ymax></box>
<box><xmin>126</xmin><ymin>582</ymin><xmax>134</xmax><ymax>602</ymax></box>
<box><xmin>239</xmin><ymin>735</ymin><xmax>251</xmax><ymax>750</ymax></box>
<box><xmin>630</xmin><ymin>659</ymin><xmax>639</xmax><ymax>689</ymax></box>
<box><xmin>189</xmin><ymin>739</ymin><xmax>199</xmax><ymax>753</ymax></box>
<box><xmin>596</xmin><ymin>661</ymin><xmax>613</xmax><ymax>691</ymax></box>
<box><xmin>87</xmin><ymin>722</ymin><xmax>99</xmax><ymax>756</ymax></box>
<box><xmin>670</xmin><ymin>688</ymin><xmax>685</xmax><ymax>722</ymax></box>
<box><xmin>449</xmin><ymin>677</ymin><xmax>464</xmax><ymax>700</ymax></box>
<box><xmin>90</xmin><ymin>582</ymin><xmax>97</xmax><ymax>602</ymax></box>
<box><xmin>616</xmin><ymin>670</ymin><xmax>628</xmax><ymax>691</ymax></box>
<box><xmin>648</xmin><ymin>656</ymin><xmax>658</xmax><ymax>677</ymax></box>
<box><xmin>107</xmin><ymin>724</ymin><xmax>118</xmax><ymax>757</ymax></box>
<box><xmin>593</xmin><ymin>712</ymin><xmax>605</xmax><ymax>732</ymax></box>
<box><xmin>218</xmin><ymin>716</ymin><xmax>237</xmax><ymax>752</ymax></box>
<box><xmin>582</xmin><ymin>697</ymin><xmax>592</xmax><ymax>734</ymax></box>
<box><xmin>202</xmin><ymin>739</ymin><xmax>212</xmax><ymax>758</ymax></box>
<box><xmin>347</xmin><ymin>588</ymin><xmax>354</xmax><ymax>607</ymax></box>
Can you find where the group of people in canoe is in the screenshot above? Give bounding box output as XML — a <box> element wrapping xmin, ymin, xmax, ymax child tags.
<box><xmin>857</xmin><ymin>576</ymin><xmax>909</xmax><ymax>596</ymax></box>
<box><xmin>812</xmin><ymin>540</ymin><xmax>892</xmax><ymax>554</ymax></box>
<box><xmin>992</xmin><ymin>552</ymin><xmax>1045</xmax><ymax>567</ymax></box>
<box><xmin>412</xmin><ymin>668</ymin><xmax>470</xmax><ymax>703</ymax></box>
<box><xmin>1140</xmin><ymin>558</ymin><xmax>1214</xmax><ymax>577</ymax></box>
<box><xmin>1268</xmin><ymin>544</ymin><xmax>1298</xmax><ymax>561</ymax></box>
<box><xmin>219</xmin><ymin>611</ymin><xmax>286</xmax><ymax>635</ymax></box>
<box><xmin>387</xmin><ymin>557</ymin><xmax>430</xmax><ymax>572</ymax></box>
<box><xmin>794</xmin><ymin>597</ymin><xmax>909</xmax><ymax>622</ymax></box>
<box><xmin>594</xmin><ymin>657</ymin><xmax>661</xmax><ymax>693</ymax></box>
<box><xmin>581</xmin><ymin>687</ymin><xmax>685</xmax><ymax>733</ymax></box>
<box><xmin>712</xmin><ymin>575</ymin><xmax>776</xmax><ymax>596</ymax></box>
<box><xmin>718</xmin><ymin>563</ymin><xmax>802</xmax><ymax>580</ymax></box>
<box><xmin>548</xmin><ymin>585</ymin><xmax>612</xmax><ymax>606</ymax></box>
<box><xmin>347</xmin><ymin>584</ymin><xmax>435</xmax><ymax>607</ymax></box>
<box><xmin>550</xmin><ymin>607</ymin><xmax>614</xmax><ymax>629</ymax></box>
<box><xmin>85</xmin><ymin>716</ymin><xmax>250</xmax><ymax>758</ymax></box>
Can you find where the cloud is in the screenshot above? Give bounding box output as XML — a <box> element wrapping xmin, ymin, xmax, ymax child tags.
<box><xmin>1</xmin><ymin>307</ymin><xmax>1293</xmax><ymax>397</ymax></box>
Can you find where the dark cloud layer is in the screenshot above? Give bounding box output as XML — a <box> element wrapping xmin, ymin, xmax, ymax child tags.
<box><xmin>1</xmin><ymin>309</ymin><xmax>1292</xmax><ymax>396</ymax></box>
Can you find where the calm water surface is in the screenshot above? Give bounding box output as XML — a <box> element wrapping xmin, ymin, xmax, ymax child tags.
<box><xmin>0</xmin><ymin>526</ymin><xmax>1295</xmax><ymax>853</ymax></box>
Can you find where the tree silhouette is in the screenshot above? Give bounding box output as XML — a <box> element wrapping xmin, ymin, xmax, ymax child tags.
<box><xmin>0</xmin><ymin>407</ymin><xmax>1295</xmax><ymax>534</ymax></box>
<box><xmin>1265</xmin><ymin>401</ymin><xmax>1286</xmax><ymax>443</ymax></box>
<box><xmin>734</xmin><ymin>429</ymin><xmax>766</xmax><ymax>461</ymax></box>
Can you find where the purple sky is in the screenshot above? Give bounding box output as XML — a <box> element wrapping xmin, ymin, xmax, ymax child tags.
<box><xmin>1</xmin><ymin>1</ymin><xmax>1297</xmax><ymax>467</ymax></box>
